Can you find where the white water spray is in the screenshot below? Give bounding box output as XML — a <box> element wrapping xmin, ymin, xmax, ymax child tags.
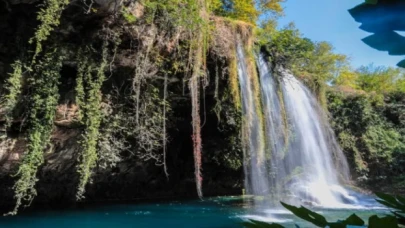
<box><xmin>279</xmin><ymin>69</ymin><xmax>354</xmax><ymax>207</ymax></box>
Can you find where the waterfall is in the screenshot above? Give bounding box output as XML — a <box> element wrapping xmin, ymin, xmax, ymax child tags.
<box><xmin>277</xmin><ymin>67</ymin><xmax>355</xmax><ymax>207</ymax></box>
<box><xmin>237</xmin><ymin>48</ymin><xmax>357</xmax><ymax>208</ymax></box>
<box><xmin>236</xmin><ymin>44</ymin><xmax>268</xmax><ymax>196</ymax></box>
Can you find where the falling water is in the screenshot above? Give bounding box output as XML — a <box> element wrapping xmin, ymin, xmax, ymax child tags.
<box><xmin>238</xmin><ymin>51</ymin><xmax>357</xmax><ymax>208</ymax></box>
<box><xmin>235</xmin><ymin>44</ymin><xmax>268</xmax><ymax>196</ymax></box>
<box><xmin>278</xmin><ymin>67</ymin><xmax>354</xmax><ymax>207</ymax></box>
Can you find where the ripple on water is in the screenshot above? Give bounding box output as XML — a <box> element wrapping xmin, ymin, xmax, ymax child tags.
<box><xmin>126</xmin><ymin>211</ymin><xmax>152</xmax><ymax>216</ymax></box>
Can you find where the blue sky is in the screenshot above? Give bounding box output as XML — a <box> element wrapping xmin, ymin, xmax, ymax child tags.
<box><xmin>277</xmin><ymin>0</ymin><xmax>403</xmax><ymax>68</ymax></box>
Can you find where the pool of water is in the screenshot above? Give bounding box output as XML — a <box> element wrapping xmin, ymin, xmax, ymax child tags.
<box><xmin>0</xmin><ymin>196</ymin><xmax>389</xmax><ymax>228</ymax></box>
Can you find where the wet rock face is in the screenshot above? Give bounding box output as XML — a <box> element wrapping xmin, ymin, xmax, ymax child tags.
<box><xmin>7</xmin><ymin>0</ymin><xmax>39</xmax><ymax>5</ymax></box>
<box><xmin>0</xmin><ymin>0</ymin><xmax>244</xmax><ymax>211</ymax></box>
<box><xmin>94</xmin><ymin>0</ymin><xmax>122</xmax><ymax>12</ymax></box>
<box><xmin>0</xmin><ymin>0</ymin><xmax>37</xmax><ymax>89</ymax></box>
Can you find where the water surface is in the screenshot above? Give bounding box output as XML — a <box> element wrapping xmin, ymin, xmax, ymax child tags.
<box><xmin>0</xmin><ymin>196</ymin><xmax>388</xmax><ymax>228</ymax></box>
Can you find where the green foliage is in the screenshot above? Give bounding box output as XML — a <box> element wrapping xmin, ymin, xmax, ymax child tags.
<box><xmin>219</xmin><ymin>0</ymin><xmax>284</xmax><ymax>24</ymax></box>
<box><xmin>333</xmin><ymin>68</ymin><xmax>359</xmax><ymax>89</ymax></box>
<box><xmin>121</xmin><ymin>6</ymin><xmax>137</xmax><ymax>23</ymax></box>
<box><xmin>349</xmin><ymin>0</ymin><xmax>405</xmax><ymax>68</ymax></box>
<box><xmin>229</xmin><ymin>0</ymin><xmax>260</xmax><ymax>24</ymax></box>
<box><xmin>376</xmin><ymin>193</ymin><xmax>405</xmax><ymax>211</ymax></box>
<box><xmin>327</xmin><ymin>90</ymin><xmax>405</xmax><ymax>184</ymax></box>
<box><xmin>280</xmin><ymin>202</ymin><xmax>367</xmax><ymax>228</ymax></box>
<box><xmin>95</xmin><ymin>93</ymin><xmax>129</xmax><ymax>170</ymax></box>
<box><xmin>261</xmin><ymin>22</ymin><xmax>348</xmax><ymax>84</ymax></box>
<box><xmin>6</xmin><ymin>50</ymin><xmax>64</xmax><ymax>216</ymax></box>
<box><xmin>29</xmin><ymin>0</ymin><xmax>69</xmax><ymax>62</ymax></box>
<box><xmin>2</xmin><ymin>0</ymin><xmax>69</xmax><ymax>215</ymax></box>
<box><xmin>260</xmin><ymin>23</ymin><xmax>348</xmax><ymax>105</ymax></box>
<box><xmin>97</xmin><ymin>78</ymin><xmax>171</xmax><ymax>171</ymax></box>
<box><xmin>243</xmin><ymin>219</ymin><xmax>284</xmax><ymax>228</ymax></box>
<box><xmin>356</xmin><ymin>65</ymin><xmax>405</xmax><ymax>94</ymax></box>
<box><xmin>208</xmin><ymin>0</ymin><xmax>224</xmax><ymax>13</ymax></box>
<box><xmin>277</xmin><ymin>199</ymin><xmax>396</xmax><ymax>228</ymax></box>
<box><xmin>260</xmin><ymin>23</ymin><xmax>315</xmax><ymax>67</ymax></box>
<box><xmin>142</xmin><ymin>0</ymin><xmax>203</xmax><ymax>31</ymax></box>
<box><xmin>135</xmin><ymin>85</ymin><xmax>170</xmax><ymax>155</ymax></box>
<box><xmin>368</xmin><ymin>215</ymin><xmax>398</xmax><ymax>228</ymax></box>
<box><xmin>244</xmin><ymin>193</ymin><xmax>405</xmax><ymax>228</ymax></box>
<box><xmin>76</xmin><ymin>42</ymin><xmax>108</xmax><ymax>200</ymax></box>
<box><xmin>281</xmin><ymin>202</ymin><xmax>328</xmax><ymax>227</ymax></box>
<box><xmin>332</xmin><ymin>64</ymin><xmax>405</xmax><ymax>104</ymax></box>
<box><xmin>74</xmin><ymin>52</ymin><xmax>87</xmax><ymax>123</ymax></box>
<box><xmin>1</xmin><ymin>60</ymin><xmax>23</xmax><ymax>128</ymax></box>
<box><xmin>97</xmin><ymin>113</ymin><xmax>124</xmax><ymax>170</ymax></box>
<box><xmin>363</xmin><ymin>125</ymin><xmax>404</xmax><ymax>164</ymax></box>
<box><xmin>210</xmin><ymin>90</ymin><xmax>243</xmax><ymax>171</ymax></box>
<box><xmin>302</xmin><ymin>41</ymin><xmax>347</xmax><ymax>82</ymax></box>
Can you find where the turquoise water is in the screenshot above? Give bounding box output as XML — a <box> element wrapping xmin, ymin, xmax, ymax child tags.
<box><xmin>0</xmin><ymin>196</ymin><xmax>389</xmax><ymax>228</ymax></box>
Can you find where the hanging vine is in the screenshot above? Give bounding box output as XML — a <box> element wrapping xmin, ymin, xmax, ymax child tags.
<box><xmin>163</xmin><ymin>73</ymin><xmax>169</xmax><ymax>179</ymax></box>
<box><xmin>75</xmin><ymin>41</ymin><xmax>108</xmax><ymax>200</ymax></box>
<box><xmin>74</xmin><ymin>49</ymin><xmax>89</xmax><ymax>123</ymax></box>
<box><xmin>29</xmin><ymin>0</ymin><xmax>69</xmax><ymax>63</ymax></box>
<box><xmin>186</xmin><ymin>0</ymin><xmax>211</xmax><ymax>199</ymax></box>
<box><xmin>2</xmin><ymin>61</ymin><xmax>23</xmax><ymax>129</ymax></box>
<box><xmin>2</xmin><ymin>0</ymin><xmax>69</xmax><ymax>132</ymax></box>
<box><xmin>6</xmin><ymin>49</ymin><xmax>64</xmax><ymax>216</ymax></box>
<box><xmin>189</xmin><ymin>67</ymin><xmax>203</xmax><ymax>197</ymax></box>
<box><xmin>0</xmin><ymin>0</ymin><xmax>260</xmax><ymax>211</ymax></box>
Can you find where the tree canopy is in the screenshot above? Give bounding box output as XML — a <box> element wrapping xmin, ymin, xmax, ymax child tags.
<box><xmin>333</xmin><ymin>64</ymin><xmax>405</xmax><ymax>94</ymax></box>
<box><xmin>216</xmin><ymin>0</ymin><xmax>284</xmax><ymax>24</ymax></box>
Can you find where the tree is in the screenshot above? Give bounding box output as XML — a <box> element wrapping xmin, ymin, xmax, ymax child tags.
<box><xmin>218</xmin><ymin>0</ymin><xmax>284</xmax><ymax>24</ymax></box>
<box><xmin>298</xmin><ymin>41</ymin><xmax>348</xmax><ymax>82</ymax></box>
<box><xmin>260</xmin><ymin>23</ymin><xmax>315</xmax><ymax>68</ymax></box>
<box><xmin>356</xmin><ymin>64</ymin><xmax>404</xmax><ymax>94</ymax></box>
<box><xmin>333</xmin><ymin>68</ymin><xmax>359</xmax><ymax>89</ymax></box>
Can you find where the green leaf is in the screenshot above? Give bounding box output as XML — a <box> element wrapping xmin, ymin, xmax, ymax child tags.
<box><xmin>392</xmin><ymin>212</ymin><xmax>405</xmax><ymax>225</ymax></box>
<box><xmin>362</xmin><ymin>32</ymin><xmax>405</xmax><ymax>56</ymax></box>
<box><xmin>242</xmin><ymin>219</ymin><xmax>285</xmax><ymax>228</ymax></box>
<box><xmin>376</xmin><ymin>193</ymin><xmax>400</xmax><ymax>205</ymax></box>
<box><xmin>375</xmin><ymin>192</ymin><xmax>405</xmax><ymax>211</ymax></box>
<box><xmin>349</xmin><ymin>2</ymin><xmax>405</xmax><ymax>33</ymax></box>
<box><xmin>368</xmin><ymin>215</ymin><xmax>399</xmax><ymax>228</ymax></box>
<box><xmin>396</xmin><ymin>59</ymin><xmax>405</xmax><ymax>68</ymax></box>
<box><xmin>328</xmin><ymin>214</ymin><xmax>364</xmax><ymax>228</ymax></box>
<box><xmin>328</xmin><ymin>223</ymin><xmax>346</xmax><ymax>228</ymax></box>
<box><xmin>280</xmin><ymin>202</ymin><xmax>327</xmax><ymax>227</ymax></box>
<box><xmin>396</xmin><ymin>196</ymin><xmax>405</xmax><ymax>205</ymax></box>
<box><xmin>344</xmin><ymin>214</ymin><xmax>365</xmax><ymax>226</ymax></box>
<box><xmin>365</xmin><ymin>0</ymin><xmax>378</xmax><ymax>4</ymax></box>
